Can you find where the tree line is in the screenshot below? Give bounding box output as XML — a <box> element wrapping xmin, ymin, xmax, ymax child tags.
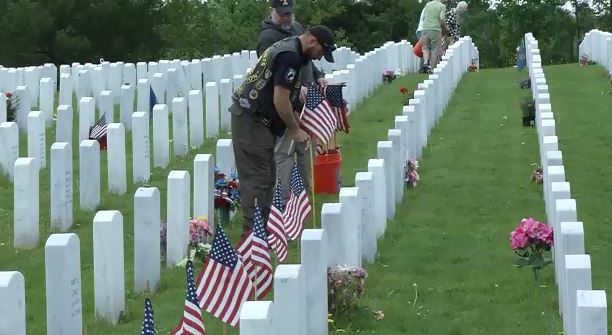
<box><xmin>0</xmin><ymin>0</ymin><xmax>610</xmax><ymax>69</ymax></box>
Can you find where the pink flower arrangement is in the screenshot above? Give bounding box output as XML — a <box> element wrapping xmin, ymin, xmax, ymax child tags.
<box><xmin>405</xmin><ymin>159</ymin><xmax>419</xmax><ymax>189</ymax></box>
<box><xmin>531</xmin><ymin>164</ymin><xmax>543</xmax><ymax>184</ymax></box>
<box><xmin>509</xmin><ymin>217</ymin><xmax>553</xmax><ymax>280</ymax></box>
<box><xmin>189</xmin><ymin>216</ymin><xmax>213</xmax><ymax>246</ymax></box>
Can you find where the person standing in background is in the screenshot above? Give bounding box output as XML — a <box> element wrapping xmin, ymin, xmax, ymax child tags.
<box><xmin>420</xmin><ymin>0</ymin><xmax>450</xmax><ymax>73</ymax></box>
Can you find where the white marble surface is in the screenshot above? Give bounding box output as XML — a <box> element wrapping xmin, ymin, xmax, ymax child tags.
<box><xmin>555</xmin><ymin>198</ymin><xmax>577</xmax><ymax>315</ymax></box>
<box><xmin>79</xmin><ymin>140</ymin><xmax>100</xmax><ymax>210</ymax></box>
<box><xmin>132</xmin><ymin>112</ymin><xmax>150</xmax><ymax>183</ymax></box>
<box><xmin>368</xmin><ymin>158</ymin><xmax>387</xmax><ymax>237</ymax></box>
<box><xmin>24</xmin><ymin>67</ymin><xmax>39</xmax><ymax>106</ymax></box>
<box><xmin>395</xmin><ymin>115</ymin><xmax>409</xmax><ymax>161</ymax></box>
<box><xmin>216</xmin><ymin>139</ymin><xmax>236</xmax><ymax>175</ymax></box>
<box><xmin>109</xmin><ymin>63</ymin><xmax>122</xmax><ymax>103</ymax></box>
<box><xmin>240</xmin><ymin>301</ymin><xmax>274</xmax><ymax>334</ymax></box>
<box><xmin>59</xmin><ymin>73</ymin><xmax>73</xmax><ymax>106</ymax></box>
<box><xmin>93</xmin><ymin>210</ymin><xmax>125</xmax><ymax>324</ymax></box>
<box><xmin>78</xmin><ymin>97</ymin><xmax>95</xmax><ymax>142</ymax></box>
<box><xmin>339</xmin><ymin>187</ymin><xmax>362</xmax><ymax>267</ymax></box>
<box><xmin>0</xmin><ymin>271</ymin><xmax>26</xmax><ymax>335</ymax></box>
<box><xmin>50</xmin><ymin>142</ymin><xmax>73</xmax><ymax>231</ymax></box>
<box><xmin>193</xmin><ymin>154</ymin><xmax>214</xmax><ymax>222</ymax></box>
<box><xmin>189</xmin><ymin>60</ymin><xmax>202</xmax><ymax>90</ymax></box>
<box><xmin>167</xmin><ymin>170</ymin><xmax>190</xmax><ymax>267</ymax></box>
<box><xmin>377</xmin><ymin>141</ymin><xmax>395</xmax><ymax>219</ymax></box>
<box><xmin>55</xmin><ymin>105</ymin><xmax>73</xmax><ymax>143</ymax></box>
<box><xmin>321</xmin><ymin>203</ymin><xmax>343</xmax><ymax>267</ymax></box>
<box><xmin>40</xmin><ymin>78</ymin><xmax>54</xmax><ymax>124</ymax></box>
<box><xmin>274</xmin><ymin>265</ymin><xmax>306</xmax><ymax>335</ymax></box>
<box><xmin>301</xmin><ymin>229</ymin><xmax>328</xmax><ymax>335</ymax></box>
<box><xmin>134</xmin><ymin>187</ymin><xmax>161</xmax><ymax>292</ymax></box>
<box><xmin>564</xmin><ymin>254</ymin><xmax>592</xmax><ymax>335</ymax></box>
<box><xmin>123</xmin><ymin>63</ymin><xmax>136</xmax><ymax>88</ymax></box>
<box><xmin>45</xmin><ymin>233</ymin><xmax>82</xmax><ymax>335</ymax></box>
<box><xmin>13</xmin><ymin>157</ymin><xmax>39</xmax><ymax>249</ymax></box>
<box><xmin>188</xmin><ymin>89</ymin><xmax>204</xmax><ymax>147</ymax></box>
<box><xmin>153</xmin><ymin>104</ymin><xmax>170</xmax><ymax>168</ymax></box>
<box><xmin>219</xmin><ymin>79</ymin><xmax>232</xmax><ymax>131</ymax></box>
<box><xmin>120</xmin><ymin>84</ymin><xmax>134</xmax><ymax>129</ymax></box>
<box><xmin>152</xmin><ymin>72</ymin><xmax>166</xmax><ymax>104</ymax></box>
<box><xmin>107</xmin><ymin>123</ymin><xmax>127</xmax><ymax>195</ymax></box>
<box><xmin>0</xmin><ymin>122</ymin><xmax>19</xmax><ymax>181</ymax></box>
<box><xmin>99</xmin><ymin>90</ymin><xmax>114</xmax><ymax>123</ymax></box>
<box><xmin>15</xmin><ymin>86</ymin><xmax>31</xmax><ymax>131</ymax></box>
<box><xmin>388</xmin><ymin>129</ymin><xmax>403</xmax><ymax>203</ymax></box>
<box><xmin>172</xmin><ymin>97</ymin><xmax>188</xmax><ymax>157</ymax></box>
<box><xmin>355</xmin><ymin>171</ymin><xmax>376</xmax><ymax>263</ymax></box>
<box><xmin>137</xmin><ymin>79</ymin><xmax>150</xmax><ymax>115</ymax></box>
<box><xmin>205</xmin><ymin>82</ymin><xmax>220</xmax><ymax>138</ymax></box>
<box><xmin>576</xmin><ymin>290</ymin><xmax>607</xmax><ymax>335</ymax></box>
<box><xmin>27</xmin><ymin>111</ymin><xmax>45</xmax><ymax>169</ymax></box>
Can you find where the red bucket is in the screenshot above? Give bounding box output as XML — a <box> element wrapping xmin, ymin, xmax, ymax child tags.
<box><xmin>313</xmin><ymin>151</ymin><xmax>342</xmax><ymax>194</ymax></box>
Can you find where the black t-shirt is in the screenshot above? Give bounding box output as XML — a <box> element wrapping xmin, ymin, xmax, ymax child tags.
<box><xmin>273</xmin><ymin>51</ymin><xmax>302</xmax><ymax>90</ymax></box>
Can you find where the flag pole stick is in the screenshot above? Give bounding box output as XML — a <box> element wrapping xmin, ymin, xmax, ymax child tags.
<box><xmin>310</xmin><ymin>139</ymin><xmax>316</xmax><ymax>229</ymax></box>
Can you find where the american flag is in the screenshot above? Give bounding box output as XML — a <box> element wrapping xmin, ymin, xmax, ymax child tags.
<box><xmin>170</xmin><ymin>260</ymin><xmax>206</xmax><ymax>335</ymax></box>
<box><xmin>236</xmin><ymin>205</ymin><xmax>273</xmax><ymax>299</ymax></box>
<box><xmin>266</xmin><ymin>180</ymin><xmax>288</xmax><ymax>262</ymax></box>
<box><xmin>89</xmin><ymin>113</ymin><xmax>107</xmax><ymax>140</ymax></box>
<box><xmin>325</xmin><ymin>85</ymin><xmax>350</xmax><ymax>133</ymax></box>
<box><xmin>141</xmin><ymin>297</ymin><xmax>156</xmax><ymax>335</ymax></box>
<box><xmin>283</xmin><ymin>164</ymin><xmax>311</xmax><ymax>240</ymax></box>
<box><xmin>300</xmin><ymin>84</ymin><xmax>337</xmax><ymax>144</ymax></box>
<box><xmin>196</xmin><ymin>224</ymin><xmax>254</xmax><ymax>327</ymax></box>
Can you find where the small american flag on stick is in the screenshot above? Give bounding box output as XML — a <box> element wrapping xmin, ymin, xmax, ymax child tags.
<box><xmin>300</xmin><ymin>84</ymin><xmax>337</xmax><ymax>144</ymax></box>
<box><xmin>266</xmin><ymin>180</ymin><xmax>288</xmax><ymax>262</ymax></box>
<box><xmin>236</xmin><ymin>205</ymin><xmax>273</xmax><ymax>299</ymax></box>
<box><xmin>195</xmin><ymin>224</ymin><xmax>254</xmax><ymax>327</ymax></box>
<box><xmin>170</xmin><ymin>260</ymin><xmax>206</xmax><ymax>335</ymax></box>
<box><xmin>283</xmin><ymin>164</ymin><xmax>311</xmax><ymax>240</ymax></box>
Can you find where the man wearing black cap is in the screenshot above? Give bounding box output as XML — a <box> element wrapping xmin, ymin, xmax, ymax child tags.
<box><xmin>257</xmin><ymin>0</ymin><xmax>328</xmax><ymax>205</ymax></box>
<box><xmin>229</xmin><ymin>25</ymin><xmax>336</xmax><ymax>232</ymax></box>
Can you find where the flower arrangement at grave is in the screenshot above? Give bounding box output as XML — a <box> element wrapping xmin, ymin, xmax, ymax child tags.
<box><xmin>467</xmin><ymin>61</ymin><xmax>478</xmax><ymax>72</ymax></box>
<box><xmin>400</xmin><ymin>86</ymin><xmax>413</xmax><ymax>105</ymax></box>
<box><xmin>327</xmin><ymin>264</ymin><xmax>368</xmax><ymax>316</ymax></box>
<box><xmin>214</xmin><ymin>167</ymin><xmax>240</xmax><ymax>225</ymax></box>
<box><xmin>188</xmin><ymin>216</ymin><xmax>213</xmax><ymax>262</ymax></box>
<box><xmin>509</xmin><ymin>217</ymin><xmax>554</xmax><ymax>281</ymax></box>
<box><xmin>580</xmin><ymin>54</ymin><xmax>589</xmax><ymax>66</ymax></box>
<box><xmin>3</xmin><ymin>91</ymin><xmax>18</xmax><ymax>122</ymax></box>
<box><xmin>160</xmin><ymin>220</ymin><xmax>167</xmax><ymax>259</ymax></box>
<box><xmin>531</xmin><ymin>163</ymin><xmax>543</xmax><ymax>184</ymax></box>
<box><xmin>520</xmin><ymin>96</ymin><xmax>535</xmax><ymax>127</ymax></box>
<box><xmin>382</xmin><ymin>68</ymin><xmax>398</xmax><ymax>84</ymax></box>
<box><xmin>405</xmin><ymin>159</ymin><xmax>419</xmax><ymax>189</ymax></box>
<box><xmin>517</xmin><ymin>77</ymin><xmax>531</xmax><ymax>90</ymax></box>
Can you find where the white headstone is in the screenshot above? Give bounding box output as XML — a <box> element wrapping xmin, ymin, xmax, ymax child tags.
<box><xmin>321</xmin><ymin>203</ymin><xmax>343</xmax><ymax>266</ymax></box>
<box><xmin>0</xmin><ymin>271</ymin><xmax>26</xmax><ymax>335</ymax></box>
<box><xmin>153</xmin><ymin>104</ymin><xmax>170</xmax><ymax>168</ymax></box>
<box><xmin>40</xmin><ymin>78</ymin><xmax>54</xmax><ymax>124</ymax></box>
<box><xmin>15</xmin><ymin>86</ymin><xmax>31</xmax><ymax>131</ymax></box>
<box><xmin>55</xmin><ymin>105</ymin><xmax>73</xmax><ymax>143</ymax></box>
<box><xmin>576</xmin><ymin>290</ymin><xmax>607</xmax><ymax>335</ymax></box>
<box><xmin>13</xmin><ymin>157</ymin><xmax>39</xmax><ymax>248</ymax></box>
<box><xmin>188</xmin><ymin>90</ymin><xmax>204</xmax><ymax>147</ymax></box>
<box><xmin>339</xmin><ymin>187</ymin><xmax>362</xmax><ymax>267</ymax></box>
<box><xmin>274</xmin><ymin>265</ymin><xmax>306</xmax><ymax>335</ymax></box>
<box><xmin>44</xmin><ymin>233</ymin><xmax>82</xmax><ymax>335</ymax></box>
<box><xmin>137</xmin><ymin>79</ymin><xmax>151</xmax><ymax>116</ymax></box>
<box><xmin>50</xmin><ymin>142</ymin><xmax>73</xmax><ymax>231</ymax></box>
<box><xmin>152</xmin><ymin>72</ymin><xmax>166</xmax><ymax>104</ymax></box>
<box><xmin>240</xmin><ymin>301</ymin><xmax>274</xmax><ymax>334</ymax></box>
<box><xmin>27</xmin><ymin>111</ymin><xmax>46</xmax><ymax>169</ymax></box>
<box><xmin>368</xmin><ymin>158</ymin><xmax>387</xmax><ymax>237</ymax></box>
<box><xmin>134</xmin><ymin>187</ymin><xmax>161</xmax><ymax>292</ymax></box>
<box><xmin>78</xmin><ymin>97</ymin><xmax>95</xmax><ymax>143</ymax></box>
<box><xmin>355</xmin><ymin>172</ymin><xmax>376</xmax><ymax>263</ymax></box>
<box><xmin>300</xmin><ymin>229</ymin><xmax>329</xmax><ymax>335</ymax></box>
<box><xmin>137</xmin><ymin>62</ymin><xmax>148</xmax><ymax>81</ymax></box>
<box><xmin>132</xmin><ymin>112</ymin><xmax>150</xmax><ymax>183</ymax></box>
<box><xmin>215</xmin><ymin>140</ymin><xmax>234</xmax><ymax>176</ymax></box>
<box><xmin>107</xmin><ymin>123</ymin><xmax>127</xmax><ymax>195</ymax></box>
<box><xmin>120</xmin><ymin>84</ymin><xmax>134</xmax><ymax>129</ymax></box>
<box><xmin>99</xmin><ymin>90</ymin><xmax>114</xmax><ymax>123</ymax></box>
<box><xmin>555</xmin><ymin>197</ymin><xmax>577</xmax><ymax>310</ymax></box>
<box><xmin>172</xmin><ymin>97</ymin><xmax>189</xmax><ymax>157</ymax></box>
<box><xmin>0</xmin><ymin>93</ymin><xmax>5</xmax><ymax>123</ymax></box>
<box><xmin>109</xmin><ymin>63</ymin><xmax>122</xmax><ymax>103</ymax></box>
<box><xmin>167</xmin><ymin>170</ymin><xmax>191</xmax><ymax>267</ymax></box>
<box><xmin>564</xmin><ymin>254</ymin><xmax>592</xmax><ymax>335</ymax></box>
<box><xmin>79</xmin><ymin>140</ymin><xmax>100</xmax><ymax>210</ymax></box>
<box><xmin>123</xmin><ymin>63</ymin><xmax>136</xmax><ymax>87</ymax></box>
<box><xmin>377</xmin><ymin>141</ymin><xmax>395</xmax><ymax>219</ymax></box>
<box><xmin>59</xmin><ymin>73</ymin><xmax>73</xmax><ymax>106</ymax></box>
<box><xmin>92</xmin><ymin>211</ymin><xmax>125</xmax><ymax>324</ymax></box>
<box><xmin>219</xmin><ymin>79</ymin><xmax>232</xmax><ymax>131</ymax></box>
<box><xmin>0</xmin><ymin>122</ymin><xmax>19</xmax><ymax>180</ymax></box>
<box><xmin>194</xmin><ymin>154</ymin><xmax>214</xmax><ymax>222</ymax></box>
<box><xmin>388</xmin><ymin>129</ymin><xmax>404</xmax><ymax>203</ymax></box>
<box><xmin>205</xmin><ymin>82</ymin><xmax>219</xmax><ymax>138</ymax></box>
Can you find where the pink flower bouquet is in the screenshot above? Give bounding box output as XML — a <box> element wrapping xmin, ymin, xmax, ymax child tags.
<box><xmin>531</xmin><ymin>164</ymin><xmax>543</xmax><ymax>184</ymax></box>
<box><xmin>509</xmin><ymin>217</ymin><xmax>554</xmax><ymax>280</ymax></box>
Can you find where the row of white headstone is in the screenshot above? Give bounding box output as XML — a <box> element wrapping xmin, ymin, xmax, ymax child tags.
<box><xmin>239</xmin><ymin>36</ymin><xmax>479</xmax><ymax>335</ymax></box>
<box><xmin>0</xmin><ymin>39</ymin><xmax>421</xmax><ymax>334</ymax></box>
<box><xmin>579</xmin><ymin>29</ymin><xmax>612</xmax><ymax>73</ymax></box>
<box><xmin>526</xmin><ymin>32</ymin><xmax>607</xmax><ymax>335</ymax></box>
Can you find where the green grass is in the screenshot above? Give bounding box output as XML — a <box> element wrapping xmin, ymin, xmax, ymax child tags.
<box><xmin>4</xmin><ymin>64</ymin><xmax>609</xmax><ymax>334</ymax></box>
<box><xmin>544</xmin><ymin>63</ymin><xmax>612</xmax><ymax>332</ymax></box>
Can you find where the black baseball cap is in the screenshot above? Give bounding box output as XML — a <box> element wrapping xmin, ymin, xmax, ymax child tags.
<box><xmin>270</xmin><ymin>0</ymin><xmax>294</xmax><ymax>14</ymax></box>
<box><xmin>309</xmin><ymin>25</ymin><xmax>336</xmax><ymax>63</ymax></box>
